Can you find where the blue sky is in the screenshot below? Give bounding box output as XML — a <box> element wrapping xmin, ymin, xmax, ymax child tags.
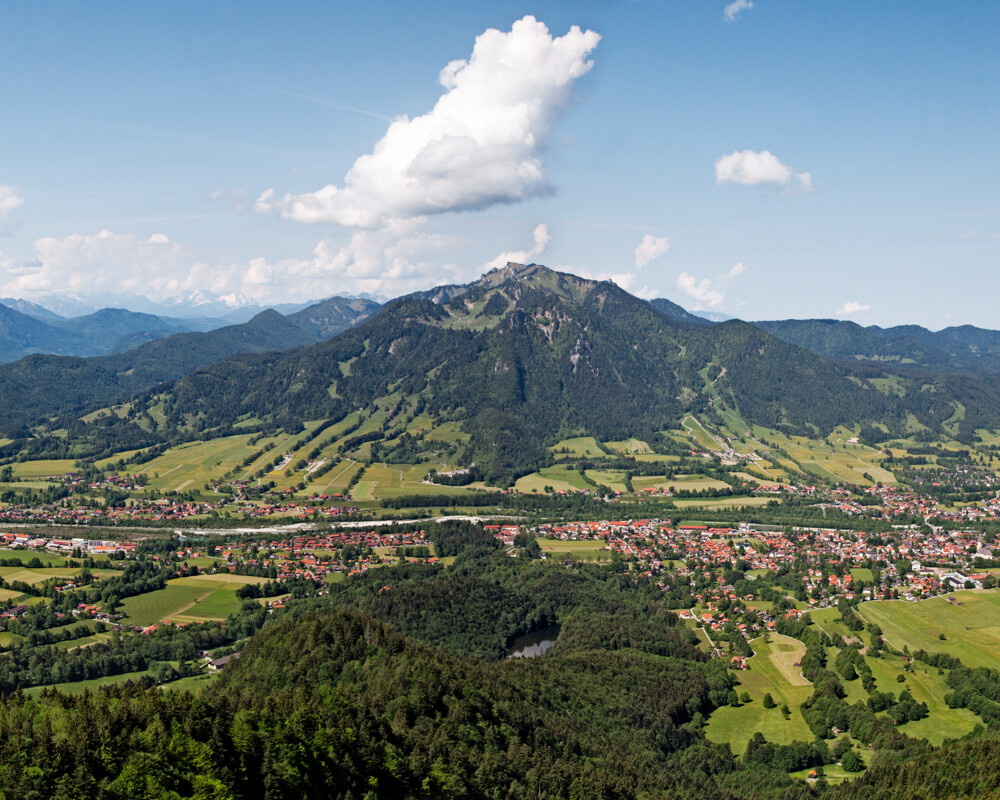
<box><xmin>1</xmin><ymin>1</ymin><xmax>997</xmax><ymax>326</ymax></box>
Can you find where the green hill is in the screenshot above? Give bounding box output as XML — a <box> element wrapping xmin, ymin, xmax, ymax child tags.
<box><xmin>0</xmin><ymin>296</ymin><xmax>380</xmax><ymax>433</ymax></box>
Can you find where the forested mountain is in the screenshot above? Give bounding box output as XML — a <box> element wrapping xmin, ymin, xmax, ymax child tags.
<box><xmin>0</xmin><ymin>303</ymin><xmax>205</xmax><ymax>363</ymax></box>
<box><xmin>755</xmin><ymin>318</ymin><xmax>1000</xmax><ymax>375</ymax></box>
<box><xmin>0</xmin><ymin>296</ymin><xmax>380</xmax><ymax>430</ymax></box>
<box><xmin>9</xmin><ymin>263</ymin><xmax>1000</xmax><ymax>474</ymax></box>
<box><xmin>21</xmin><ymin>261</ymin><xmax>999</xmax><ymax>480</ymax></box>
<box><xmin>649</xmin><ymin>296</ymin><xmax>710</xmax><ymax>325</ymax></box>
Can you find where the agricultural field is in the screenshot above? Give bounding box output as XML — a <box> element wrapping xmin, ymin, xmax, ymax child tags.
<box><xmin>537</xmin><ymin>538</ymin><xmax>609</xmax><ymax>561</ymax></box>
<box><xmin>127</xmin><ymin>435</ymin><xmax>265</xmax><ymax>492</ymax></box>
<box><xmin>669</xmin><ymin>474</ymin><xmax>732</xmax><ymax>491</ymax></box>
<box><xmin>8</xmin><ymin>459</ymin><xmax>77</xmax><ymax>479</ymax></box>
<box><xmin>671</xmin><ymin>496</ymin><xmax>774</xmax><ymax>509</ymax></box>
<box><xmin>309</xmin><ymin>459</ymin><xmax>364</xmax><ymax>497</ymax></box>
<box><xmin>0</xmin><ymin>548</ymin><xmax>72</xmax><ymax>566</ymax></box>
<box><xmin>584</xmin><ymin>469</ymin><xmax>628</xmax><ymax>492</ymax></box>
<box><xmin>0</xmin><ymin>566</ymin><xmax>116</xmax><ymax>585</ymax></box>
<box><xmin>859</xmin><ymin>590</ymin><xmax>1000</xmax><ymax>671</ymax></box>
<box><xmin>351</xmin><ymin>462</ymin><xmax>472</xmax><ymax>501</ymax></box>
<box><xmin>705</xmin><ymin>635</ymin><xmax>815</xmax><ymax>748</ymax></box>
<box><xmin>514</xmin><ymin>465</ymin><xmax>595</xmax><ymax>494</ymax></box>
<box><xmin>631</xmin><ymin>475</ymin><xmax>674</xmax><ymax>492</ymax></box>
<box><xmin>118</xmin><ymin>574</ymin><xmax>269</xmax><ymax>627</ymax></box>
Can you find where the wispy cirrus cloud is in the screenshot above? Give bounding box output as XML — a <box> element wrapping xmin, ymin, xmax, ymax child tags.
<box><xmin>723</xmin><ymin>0</ymin><xmax>753</xmax><ymax>22</ymax></box>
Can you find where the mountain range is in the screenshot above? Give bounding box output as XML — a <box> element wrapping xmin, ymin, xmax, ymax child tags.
<box><xmin>7</xmin><ymin>262</ymin><xmax>1000</xmax><ymax>480</ymax></box>
<box><xmin>0</xmin><ymin>295</ymin><xmax>380</xmax><ymax>437</ymax></box>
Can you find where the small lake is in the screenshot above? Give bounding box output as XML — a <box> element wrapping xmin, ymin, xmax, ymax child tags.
<box><xmin>507</xmin><ymin>624</ymin><xmax>560</xmax><ymax>659</ymax></box>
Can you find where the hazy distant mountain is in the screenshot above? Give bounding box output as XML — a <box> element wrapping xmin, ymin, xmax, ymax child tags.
<box><xmin>0</xmin><ymin>295</ymin><xmax>381</xmax><ymax>430</ymax></box>
<box><xmin>0</xmin><ymin>304</ymin><xmax>220</xmax><ymax>364</ymax></box>
<box><xmin>0</xmin><ymin>297</ymin><xmax>64</xmax><ymax>321</ymax></box>
<box><xmin>753</xmin><ymin>318</ymin><xmax>1000</xmax><ymax>375</ymax></box>
<box><xmin>20</xmin><ymin>289</ymin><xmax>260</xmax><ymax>320</ymax></box>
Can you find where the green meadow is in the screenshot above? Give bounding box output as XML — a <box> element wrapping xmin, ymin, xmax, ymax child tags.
<box><xmin>859</xmin><ymin>590</ymin><xmax>1000</xmax><ymax>671</ymax></box>
<box><xmin>705</xmin><ymin>635</ymin><xmax>814</xmax><ymax>749</ymax></box>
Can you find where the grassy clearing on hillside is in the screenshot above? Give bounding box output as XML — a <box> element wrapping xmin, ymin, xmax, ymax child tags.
<box><xmin>515</xmin><ymin>466</ymin><xmax>594</xmax><ymax>494</ymax></box>
<box><xmin>25</xmin><ymin>670</ymin><xmax>156</xmax><ymax>696</ymax></box>
<box><xmin>163</xmin><ymin>672</ymin><xmax>222</xmax><ymax>694</ymax></box>
<box><xmin>864</xmin><ymin>655</ymin><xmax>980</xmax><ymax>744</ymax></box>
<box><xmin>605</xmin><ymin>438</ymin><xmax>653</xmax><ymax>455</ymax></box>
<box><xmin>680</xmin><ymin>416</ymin><xmax>723</xmax><ymax>451</ymax></box>
<box><xmin>705</xmin><ymin>635</ymin><xmax>814</xmax><ymax>749</ymax></box>
<box><xmin>174</xmin><ymin>589</ymin><xmax>243</xmax><ymax>621</ymax></box>
<box><xmin>585</xmin><ymin>470</ymin><xmax>628</xmax><ymax>492</ymax></box>
<box><xmin>550</xmin><ymin>437</ymin><xmax>605</xmax><ymax>457</ymax></box>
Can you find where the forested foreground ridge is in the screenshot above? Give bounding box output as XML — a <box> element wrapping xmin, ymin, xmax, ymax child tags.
<box><xmin>2</xmin><ymin>531</ymin><xmax>1000</xmax><ymax>800</ymax></box>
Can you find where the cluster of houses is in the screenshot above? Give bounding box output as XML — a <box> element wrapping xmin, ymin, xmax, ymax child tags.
<box><xmin>0</xmin><ymin>495</ymin><xmax>358</xmax><ymax>526</ymax></box>
<box><xmin>174</xmin><ymin>528</ymin><xmax>437</xmax><ymax>583</ymax></box>
<box><xmin>519</xmin><ymin>516</ymin><xmax>1000</xmax><ymax>608</ymax></box>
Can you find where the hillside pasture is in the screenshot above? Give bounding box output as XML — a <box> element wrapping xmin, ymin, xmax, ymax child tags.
<box><xmin>515</xmin><ymin>466</ymin><xmax>594</xmax><ymax>494</ymax></box>
<box><xmin>604</xmin><ymin>439</ymin><xmax>652</xmax><ymax>455</ymax></box>
<box><xmin>859</xmin><ymin>590</ymin><xmax>1000</xmax><ymax>671</ymax></box>
<box><xmin>9</xmin><ymin>460</ymin><xmax>77</xmax><ymax>479</ymax></box>
<box><xmin>705</xmin><ymin>635</ymin><xmax>814</xmax><ymax>749</ymax></box>
<box><xmin>550</xmin><ymin>437</ymin><xmax>605</xmax><ymax>457</ymax></box>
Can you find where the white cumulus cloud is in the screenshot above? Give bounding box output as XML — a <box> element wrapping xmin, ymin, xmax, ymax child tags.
<box><xmin>715</xmin><ymin>149</ymin><xmax>813</xmax><ymax>192</ymax></box>
<box><xmin>634</xmin><ymin>234</ymin><xmax>670</xmax><ymax>268</ymax></box>
<box><xmin>2</xmin><ymin>230</ymin><xmax>185</xmax><ymax>295</ymax></box>
<box><xmin>485</xmin><ymin>223</ymin><xmax>551</xmax><ymax>270</ymax></box>
<box><xmin>676</xmin><ymin>262</ymin><xmax>745</xmax><ymax>310</ymax></box>
<box><xmin>837</xmin><ymin>301</ymin><xmax>871</xmax><ymax>316</ymax></box>
<box><xmin>723</xmin><ymin>0</ymin><xmax>753</xmax><ymax>22</ymax></box>
<box><xmin>257</xmin><ymin>16</ymin><xmax>600</xmax><ymax>228</ymax></box>
<box><xmin>0</xmin><ymin>223</ymin><xmax>460</xmax><ymax>304</ymax></box>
